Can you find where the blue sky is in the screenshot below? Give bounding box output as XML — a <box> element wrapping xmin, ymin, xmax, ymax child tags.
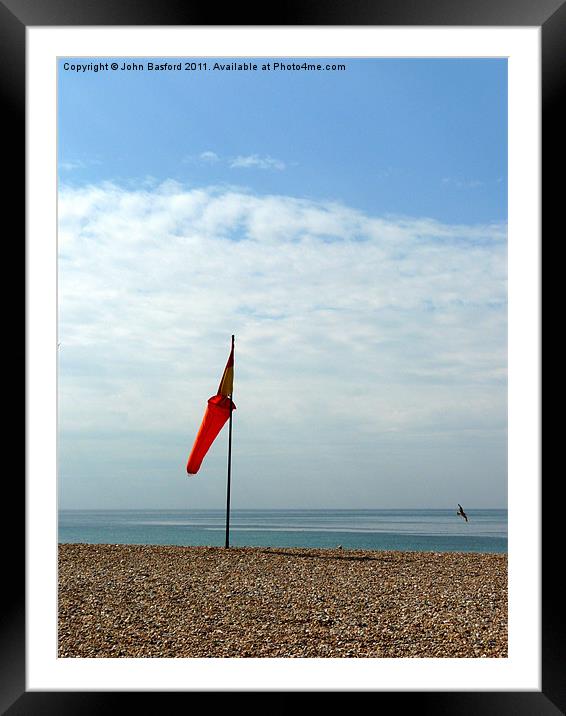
<box><xmin>57</xmin><ymin>57</ymin><xmax>507</xmax><ymax>510</ymax></box>
<box><xmin>59</xmin><ymin>58</ymin><xmax>506</xmax><ymax>223</ymax></box>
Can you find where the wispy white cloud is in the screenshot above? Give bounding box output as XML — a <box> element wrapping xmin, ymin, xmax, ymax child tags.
<box><xmin>59</xmin><ymin>158</ymin><xmax>102</xmax><ymax>172</ymax></box>
<box><xmin>229</xmin><ymin>154</ymin><xmax>286</xmax><ymax>171</ymax></box>
<box><xmin>199</xmin><ymin>151</ymin><xmax>220</xmax><ymax>163</ymax></box>
<box><xmin>57</xmin><ymin>181</ymin><xmax>507</xmax><ymax>508</ymax></box>
<box><xmin>60</xmin><ymin>160</ymin><xmax>84</xmax><ymax>171</ymax></box>
<box><xmin>187</xmin><ymin>150</ymin><xmax>287</xmax><ymax>171</ymax></box>
<box><xmin>442</xmin><ymin>177</ymin><xmax>484</xmax><ymax>189</ymax></box>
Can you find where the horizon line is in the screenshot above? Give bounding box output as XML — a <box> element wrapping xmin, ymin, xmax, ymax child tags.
<box><xmin>58</xmin><ymin>505</ymin><xmax>508</xmax><ymax>511</ymax></box>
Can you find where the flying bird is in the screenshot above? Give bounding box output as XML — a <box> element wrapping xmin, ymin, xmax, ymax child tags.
<box><xmin>457</xmin><ymin>504</ymin><xmax>468</xmax><ymax>522</ymax></box>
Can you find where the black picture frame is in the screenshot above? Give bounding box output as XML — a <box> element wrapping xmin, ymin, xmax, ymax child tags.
<box><xmin>12</xmin><ymin>0</ymin><xmax>555</xmax><ymax>710</ymax></box>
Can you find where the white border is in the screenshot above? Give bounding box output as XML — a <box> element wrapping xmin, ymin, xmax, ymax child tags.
<box><xmin>27</xmin><ymin>27</ymin><xmax>540</xmax><ymax>691</ymax></box>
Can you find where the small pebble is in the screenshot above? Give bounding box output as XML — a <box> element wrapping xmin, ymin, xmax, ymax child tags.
<box><xmin>58</xmin><ymin>544</ymin><xmax>507</xmax><ymax>658</ymax></box>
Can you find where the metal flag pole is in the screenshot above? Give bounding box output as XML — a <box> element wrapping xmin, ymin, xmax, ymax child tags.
<box><xmin>224</xmin><ymin>334</ymin><xmax>235</xmax><ymax>548</ymax></box>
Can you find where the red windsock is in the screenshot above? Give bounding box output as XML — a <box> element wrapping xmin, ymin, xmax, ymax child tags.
<box><xmin>186</xmin><ymin>394</ymin><xmax>236</xmax><ymax>475</ymax></box>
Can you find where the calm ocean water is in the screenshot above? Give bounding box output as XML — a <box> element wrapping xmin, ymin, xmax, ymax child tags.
<box><xmin>58</xmin><ymin>508</ymin><xmax>507</xmax><ymax>553</ymax></box>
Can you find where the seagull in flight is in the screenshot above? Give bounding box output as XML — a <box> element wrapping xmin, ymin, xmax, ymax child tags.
<box><xmin>457</xmin><ymin>504</ymin><xmax>468</xmax><ymax>522</ymax></box>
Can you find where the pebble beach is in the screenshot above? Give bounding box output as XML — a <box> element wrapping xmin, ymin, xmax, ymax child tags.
<box><xmin>58</xmin><ymin>543</ymin><xmax>507</xmax><ymax>658</ymax></box>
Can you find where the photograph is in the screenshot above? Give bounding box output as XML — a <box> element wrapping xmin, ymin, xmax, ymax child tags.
<box><xmin>12</xmin><ymin>1</ymin><xmax>554</xmax><ymax>708</ymax></box>
<box><xmin>56</xmin><ymin>54</ymin><xmax>509</xmax><ymax>660</ymax></box>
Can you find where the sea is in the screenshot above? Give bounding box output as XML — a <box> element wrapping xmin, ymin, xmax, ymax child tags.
<box><xmin>58</xmin><ymin>508</ymin><xmax>507</xmax><ymax>553</ymax></box>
